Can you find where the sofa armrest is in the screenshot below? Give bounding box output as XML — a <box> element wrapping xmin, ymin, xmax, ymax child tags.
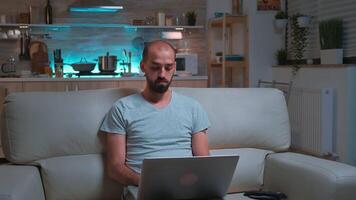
<box><xmin>0</xmin><ymin>165</ymin><xmax>45</xmax><ymax>200</ymax></box>
<box><xmin>263</xmin><ymin>152</ymin><xmax>356</xmax><ymax>200</ymax></box>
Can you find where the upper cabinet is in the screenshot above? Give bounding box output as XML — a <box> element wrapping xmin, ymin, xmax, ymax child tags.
<box><xmin>208</xmin><ymin>15</ymin><xmax>249</xmax><ymax>88</ymax></box>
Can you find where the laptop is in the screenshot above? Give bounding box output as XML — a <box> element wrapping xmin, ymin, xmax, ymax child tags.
<box><xmin>136</xmin><ymin>155</ymin><xmax>239</xmax><ymax>200</ymax></box>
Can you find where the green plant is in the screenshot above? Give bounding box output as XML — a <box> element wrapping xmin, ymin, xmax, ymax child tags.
<box><xmin>290</xmin><ymin>13</ymin><xmax>309</xmax><ymax>76</ymax></box>
<box><xmin>319</xmin><ymin>18</ymin><xmax>343</xmax><ymax>49</ymax></box>
<box><xmin>275</xmin><ymin>11</ymin><xmax>287</xmax><ymax>19</ymax></box>
<box><xmin>275</xmin><ymin>49</ymin><xmax>288</xmax><ymax>65</ymax></box>
<box><xmin>186</xmin><ymin>11</ymin><xmax>197</xmax><ymax>26</ymax></box>
<box><xmin>215</xmin><ymin>52</ymin><xmax>223</xmax><ymax>56</ymax></box>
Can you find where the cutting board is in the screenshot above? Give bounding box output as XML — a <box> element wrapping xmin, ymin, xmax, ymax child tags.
<box><xmin>30</xmin><ymin>41</ymin><xmax>49</xmax><ymax>73</ymax></box>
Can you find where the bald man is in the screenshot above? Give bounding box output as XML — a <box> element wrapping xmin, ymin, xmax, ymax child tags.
<box><xmin>100</xmin><ymin>40</ymin><xmax>210</xmax><ymax>190</ymax></box>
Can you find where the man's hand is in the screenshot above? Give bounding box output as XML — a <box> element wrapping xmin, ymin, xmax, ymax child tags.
<box><xmin>192</xmin><ymin>129</ymin><xmax>210</xmax><ymax>156</ymax></box>
<box><xmin>106</xmin><ymin>133</ymin><xmax>140</xmax><ymax>186</ymax></box>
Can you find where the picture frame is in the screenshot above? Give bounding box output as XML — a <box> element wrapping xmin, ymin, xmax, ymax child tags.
<box><xmin>257</xmin><ymin>0</ymin><xmax>281</xmax><ymax>11</ymax></box>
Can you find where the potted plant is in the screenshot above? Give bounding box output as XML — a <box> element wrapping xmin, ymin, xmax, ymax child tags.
<box><xmin>319</xmin><ymin>18</ymin><xmax>343</xmax><ymax>64</ymax></box>
<box><xmin>297</xmin><ymin>14</ymin><xmax>311</xmax><ymax>28</ymax></box>
<box><xmin>290</xmin><ymin>13</ymin><xmax>309</xmax><ymax>76</ymax></box>
<box><xmin>186</xmin><ymin>11</ymin><xmax>197</xmax><ymax>26</ymax></box>
<box><xmin>274</xmin><ymin>11</ymin><xmax>288</xmax><ymax>29</ymax></box>
<box><xmin>275</xmin><ymin>48</ymin><xmax>288</xmax><ymax>65</ymax></box>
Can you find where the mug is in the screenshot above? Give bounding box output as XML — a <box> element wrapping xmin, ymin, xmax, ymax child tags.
<box><xmin>0</xmin><ymin>32</ymin><xmax>8</xmax><ymax>39</ymax></box>
<box><xmin>0</xmin><ymin>15</ymin><xmax>6</xmax><ymax>24</ymax></box>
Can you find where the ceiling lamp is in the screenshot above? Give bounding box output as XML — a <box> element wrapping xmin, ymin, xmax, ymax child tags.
<box><xmin>69</xmin><ymin>0</ymin><xmax>123</xmax><ymax>13</ymax></box>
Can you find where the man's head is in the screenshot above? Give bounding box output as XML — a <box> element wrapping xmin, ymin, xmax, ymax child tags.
<box><xmin>140</xmin><ymin>40</ymin><xmax>177</xmax><ymax>94</ymax></box>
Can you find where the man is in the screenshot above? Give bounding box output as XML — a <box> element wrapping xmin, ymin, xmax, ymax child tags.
<box><xmin>100</xmin><ymin>40</ymin><xmax>210</xmax><ymax>189</ymax></box>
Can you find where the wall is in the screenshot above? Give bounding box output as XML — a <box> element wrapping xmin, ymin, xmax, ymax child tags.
<box><xmin>347</xmin><ymin>67</ymin><xmax>356</xmax><ymax>165</ymax></box>
<box><xmin>0</xmin><ymin>0</ymin><xmax>207</xmax><ymax>75</ymax></box>
<box><xmin>273</xmin><ymin>66</ymin><xmax>356</xmax><ymax>165</ymax></box>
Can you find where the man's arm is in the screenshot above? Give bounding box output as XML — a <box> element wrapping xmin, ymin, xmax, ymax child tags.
<box><xmin>106</xmin><ymin>133</ymin><xmax>140</xmax><ymax>186</ymax></box>
<box><xmin>192</xmin><ymin>129</ymin><xmax>210</xmax><ymax>156</ymax></box>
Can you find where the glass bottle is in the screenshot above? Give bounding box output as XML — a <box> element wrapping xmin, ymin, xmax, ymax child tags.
<box><xmin>45</xmin><ymin>0</ymin><xmax>53</xmax><ymax>24</ymax></box>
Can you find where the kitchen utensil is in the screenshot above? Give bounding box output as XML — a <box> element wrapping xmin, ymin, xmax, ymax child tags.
<box><xmin>30</xmin><ymin>42</ymin><xmax>49</xmax><ymax>74</ymax></box>
<box><xmin>69</xmin><ymin>58</ymin><xmax>96</xmax><ymax>72</ymax></box>
<box><xmin>1</xmin><ymin>56</ymin><xmax>16</xmax><ymax>73</ymax></box>
<box><xmin>29</xmin><ymin>41</ymin><xmax>48</xmax><ymax>59</ymax></box>
<box><xmin>19</xmin><ymin>30</ymin><xmax>30</xmax><ymax>60</ymax></box>
<box><xmin>97</xmin><ymin>52</ymin><xmax>118</xmax><ymax>72</ymax></box>
<box><xmin>132</xmin><ymin>36</ymin><xmax>144</xmax><ymax>50</ymax></box>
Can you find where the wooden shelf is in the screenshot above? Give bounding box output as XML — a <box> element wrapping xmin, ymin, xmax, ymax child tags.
<box><xmin>208</xmin><ymin>14</ymin><xmax>249</xmax><ymax>88</ymax></box>
<box><xmin>209</xmin><ymin>15</ymin><xmax>247</xmax><ymax>27</ymax></box>
<box><xmin>0</xmin><ymin>23</ymin><xmax>204</xmax><ymax>29</ymax></box>
<box><xmin>210</xmin><ymin>61</ymin><xmax>245</xmax><ymax>68</ymax></box>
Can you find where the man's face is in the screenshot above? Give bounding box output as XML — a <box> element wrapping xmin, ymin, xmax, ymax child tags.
<box><xmin>141</xmin><ymin>43</ymin><xmax>176</xmax><ymax>93</ymax></box>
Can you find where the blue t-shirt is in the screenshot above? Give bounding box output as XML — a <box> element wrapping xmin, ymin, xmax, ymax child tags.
<box><xmin>100</xmin><ymin>91</ymin><xmax>210</xmax><ymax>173</ymax></box>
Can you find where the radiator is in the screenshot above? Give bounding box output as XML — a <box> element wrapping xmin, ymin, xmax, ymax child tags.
<box><xmin>288</xmin><ymin>88</ymin><xmax>336</xmax><ymax>157</ymax></box>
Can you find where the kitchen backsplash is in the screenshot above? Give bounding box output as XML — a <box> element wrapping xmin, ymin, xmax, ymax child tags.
<box><xmin>0</xmin><ymin>0</ymin><xmax>207</xmax><ymax>76</ymax></box>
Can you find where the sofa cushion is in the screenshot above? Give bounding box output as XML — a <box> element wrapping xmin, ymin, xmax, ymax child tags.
<box><xmin>211</xmin><ymin>148</ymin><xmax>273</xmax><ymax>193</ymax></box>
<box><xmin>2</xmin><ymin>88</ymin><xmax>139</xmax><ymax>163</ymax></box>
<box><xmin>36</xmin><ymin>154</ymin><xmax>122</xmax><ymax>200</ymax></box>
<box><xmin>172</xmin><ymin>88</ymin><xmax>291</xmax><ymax>151</ymax></box>
<box><xmin>264</xmin><ymin>152</ymin><xmax>356</xmax><ymax>200</ymax></box>
<box><xmin>0</xmin><ymin>165</ymin><xmax>45</xmax><ymax>200</ymax></box>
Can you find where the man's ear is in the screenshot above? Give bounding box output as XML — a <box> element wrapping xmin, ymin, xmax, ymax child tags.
<box><xmin>140</xmin><ymin>61</ymin><xmax>145</xmax><ymax>73</ymax></box>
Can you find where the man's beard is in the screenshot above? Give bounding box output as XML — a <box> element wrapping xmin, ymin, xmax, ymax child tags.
<box><xmin>146</xmin><ymin>76</ymin><xmax>173</xmax><ymax>93</ymax></box>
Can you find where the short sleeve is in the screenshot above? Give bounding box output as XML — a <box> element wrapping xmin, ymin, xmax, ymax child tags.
<box><xmin>192</xmin><ymin>101</ymin><xmax>211</xmax><ymax>134</ymax></box>
<box><xmin>100</xmin><ymin>103</ymin><xmax>126</xmax><ymax>135</ymax></box>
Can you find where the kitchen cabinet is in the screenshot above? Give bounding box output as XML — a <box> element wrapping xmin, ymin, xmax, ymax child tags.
<box><xmin>0</xmin><ymin>82</ymin><xmax>23</xmax><ymax>94</ymax></box>
<box><xmin>71</xmin><ymin>80</ymin><xmax>118</xmax><ymax>91</ymax></box>
<box><xmin>208</xmin><ymin>14</ymin><xmax>249</xmax><ymax>87</ymax></box>
<box><xmin>172</xmin><ymin>80</ymin><xmax>208</xmax><ymax>88</ymax></box>
<box><xmin>118</xmin><ymin>80</ymin><xmax>146</xmax><ymax>89</ymax></box>
<box><xmin>23</xmin><ymin>80</ymin><xmax>120</xmax><ymax>92</ymax></box>
<box><xmin>23</xmin><ymin>81</ymin><xmax>69</xmax><ymax>92</ymax></box>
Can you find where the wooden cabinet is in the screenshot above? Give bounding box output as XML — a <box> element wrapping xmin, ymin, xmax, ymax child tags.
<box><xmin>208</xmin><ymin>15</ymin><xmax>249</xmax><ymax>87</ymax></box>
<box><xmin>118</xmin><ymin>80</ymin><xmax>146</xmax><ymax>89</ymax></box>
<box><xmin>0</xmin><ymin>82</ymin><xmax>23</xmax><ymax>94</ymax></box>
<box><xmin>71</xmin><ymin>80</ymin><xmax>118</xmax><ymax>91</ymax></box>
<box><xmin>23</xmin><ymin>81</ymin><xmax>70</xmax><ymax>92</ymax></box>
<box><xmin>172</xmin><ymin>79</ymin><xmax>208</xmax><ymax>88</ymax></box>
<box><xmin>22</xmin><ymin>80</ymin><xmax>119</xmax><ymax>92</ymax></box>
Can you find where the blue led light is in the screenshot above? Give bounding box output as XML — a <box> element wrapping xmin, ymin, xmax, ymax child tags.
<box><xmin>69</xmin><ymin>6</ymin><xmax>122</xmax><ymax>13</ymax></box>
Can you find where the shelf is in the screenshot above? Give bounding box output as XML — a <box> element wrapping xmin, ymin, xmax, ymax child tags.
<box><xmin>208</xmin><ymin>14</ymin><xmax>249</xmax><ymax>88</ymax></box>
<box><xmin>0</xmin><ymin>23</ymin><xmax>204</xmax><ymax>29</ymax></box>
<box><xmin>210</xmin><ymin>61</ymin><xmax>245</xmax><ymax>68</ymax></box>
<box><xmin>209</xmin><ymin>15</ymin><xmax>247</xmax><ymax>27</ymax></box>
<box><xmin>0</xmin><ymin>38</ymin><xmax>19</xmax><ymax>41</ymax></box>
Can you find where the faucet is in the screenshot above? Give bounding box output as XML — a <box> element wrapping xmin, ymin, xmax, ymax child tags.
<box><xmin>120</xmin><ymin>49</ymin><xmax>132</xmax><ymax>75</ymax></box>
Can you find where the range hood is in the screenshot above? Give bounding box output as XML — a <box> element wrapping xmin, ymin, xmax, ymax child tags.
<box><xmin>69</xmin><ymin>0</ymin><xmax>123</xmax><ymax>13</ymax></box>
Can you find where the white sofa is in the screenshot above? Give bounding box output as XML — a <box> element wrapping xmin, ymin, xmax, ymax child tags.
<box><xmin>0</xmin><ymin>87</ymin><xmax>355</xmax><ymax>200</ymax></box>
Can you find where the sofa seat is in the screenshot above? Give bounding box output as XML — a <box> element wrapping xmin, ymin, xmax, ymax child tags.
<box><xmin>0</xmin><ymin>165</ymin><xmax>45</xmax><ymax>200</ymax></box>
<box><xmin>211</xmin><ymin>148</ymin><xmax>273</xmax><ymax>193</ymax></box>
<box><xmin>225</xmin><ymin>193</ymin><xmax>253</xmax><ymax>199</ymax></box>
<box><xmin>264</xmin><ymin>152</ymin><xmax>356</xmax><ymax>200</ymax></box>
<box><xmin>126</xmin><ymin>186</ymin><xmax>254</xmax><ymax>200</ymax></box>
<box><xmin>35</xmin><ymin>154</ymin><xmax>122</xmax><ymax>200</ymax></box>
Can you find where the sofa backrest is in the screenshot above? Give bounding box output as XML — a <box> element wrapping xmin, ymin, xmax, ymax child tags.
<box><xmin>172</xmin><ymin>88</ymin><xmax>291</xmax><ymax>151</ymax></box>
<box><xmin>1</xmin><ymin>87</ymin><xmax>290</xmax><ymax>163</ymax></box>
<box><xmin>1</xmin><ymin>88</ymin><xmax>139</xmax><ymax>163</ymax></box>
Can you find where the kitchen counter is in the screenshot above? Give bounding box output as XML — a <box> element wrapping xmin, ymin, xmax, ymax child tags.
<box><xmin>0</xmin><ymin>76</ymin><xmax>208</xmax><ymax>82</ymax></box>
<box><xmin>0</xmin><ymin>76</ymin><xmax>208</xmax><ymax>93</ymax></box>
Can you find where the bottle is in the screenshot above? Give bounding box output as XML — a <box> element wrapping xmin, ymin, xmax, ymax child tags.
<box><xmin>45</xmin><ymin>0</ymin><xmax>53</xmax><ymax>24</ymax></box>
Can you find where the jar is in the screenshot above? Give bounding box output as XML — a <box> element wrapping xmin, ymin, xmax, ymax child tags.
<box><xmin>165</xmin><ymin>15</ymin><xmax>173</xmax><ymax>26</ymax></box>
<box><xmin>157</xmin><ymin>11</ymin><xmax>165</xmax><ymax>26</ymax></box>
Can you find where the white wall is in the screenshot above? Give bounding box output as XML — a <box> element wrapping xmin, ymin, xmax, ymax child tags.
<box><xmin>207</xmin><ymin>0</ymin><xmax>284</xmax><ymax>87</ymax></box>
<box><xmin>273</xmin><ymin>66</ymin><xmax>356</xmax><ymax>165</ymax></box>
<box><xmin>243</xmin><ymin>0</ymin><xmax>284</xmax><ymax>86</ymax></box>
